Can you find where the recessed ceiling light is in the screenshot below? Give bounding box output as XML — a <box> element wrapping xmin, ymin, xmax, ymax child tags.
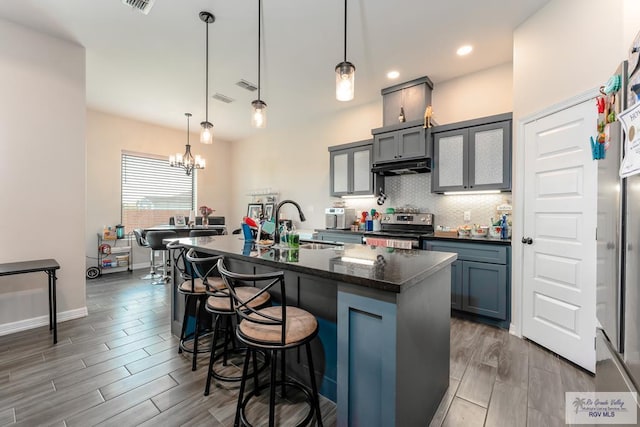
<box><xmin>386</xmin><ymin>70</ymin><xmax>400</xmax><ymax>79</ymax></box>
<box><xmin>456</xmin><ymin>45</ymin><xmax>473</xmax><ymax>56</ymax></box>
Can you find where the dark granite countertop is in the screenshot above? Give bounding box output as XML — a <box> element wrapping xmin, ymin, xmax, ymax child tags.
<box><xmin>424</xmin><ymin>235</ymin><xmax>511</xmax><ymax>245</ymax></box>
<box><xmin>173</xmin><ymin>235</ymin><xmax>457</xmax><ymax>293</ymax></box>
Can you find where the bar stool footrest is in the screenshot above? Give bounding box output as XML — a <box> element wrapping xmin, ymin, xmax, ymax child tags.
<box><xmin>210</xmin><ymin>348</ymin><xmax>269</xmax><ymax>383</ymax></box>
<box><xmin>239</xmin><ymin>380</ymin><xmax>316</xmax><ymax>427</ymax></box>
<box><xmin>179</xmin><ymin>330</ymin><xmax>214</xmax><ymax>355</ymax></box>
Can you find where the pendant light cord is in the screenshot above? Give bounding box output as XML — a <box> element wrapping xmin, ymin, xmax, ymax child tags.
<box><xmin>343</xmin><ymin>0</ymin><xmax>347</xmax><ymax>62</ymax></box>
<box><xmin>205</xmin><ymin>20</ymin><xmax>209</xmax><ymax>123</ymax></box>
<box><xmin>257</xmin><ymin>0</ymin><xmax>261</xmax><ymax>101</ymax></box>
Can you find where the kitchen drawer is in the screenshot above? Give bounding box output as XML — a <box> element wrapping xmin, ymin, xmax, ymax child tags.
<box><xmin>426</xmin><ymin>241</ymin><xmax>507</xmax><ymax>264</ymax></box>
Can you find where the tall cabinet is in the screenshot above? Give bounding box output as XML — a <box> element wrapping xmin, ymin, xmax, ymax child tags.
<box><xmin>329</xmin><ymin>139</ymin><xmax>383</xmax><ymax>197</ymax></box>
<box><xmin>431</xmin><ymin>113</ymin><xmax>512</xmax><ymax>193</ymax></box>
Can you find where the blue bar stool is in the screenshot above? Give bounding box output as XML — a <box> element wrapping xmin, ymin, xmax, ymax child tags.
<box><xmin>217</xmin><ymin>259</ymin><xmax>323</xmax><ymax>427</ymax></box>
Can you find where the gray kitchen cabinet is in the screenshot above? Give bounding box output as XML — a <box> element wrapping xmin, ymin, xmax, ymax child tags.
<box><xmin>426</xmin><ymin>240</ymin><xmax>510</xmax><ymax>328</ymax></box>
<box><xmin>372</xmin><ymin>123</ymin><xmax>428</xmax><ymax>164</ymax></box>
<box><xmin>450</xmin><ymin>260</ymin><xmax>462</xmax><ymax>310</ymax></box>
<box><xmin>432</xmin><ymin>113</ymin><xmax>512</xmax><ymax>193</ymax></box>
<box><xmin>381</xmin><ymin>76</ymin><xmax>433</xmax><ymax>127</ymax></box>
<box><xmin>316</xmin><ymin>231</ymin><xmax>363</xmax><ymax>244</ymax></box>
<box><xmin>329</xmin><ymin>140</ymin><xmax>381</xmax><ymax>196</ymax></box>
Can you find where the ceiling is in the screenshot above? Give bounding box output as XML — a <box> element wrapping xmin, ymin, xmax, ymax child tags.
<box><xmin>0</xmin><ymin>0</ymin><xmax>550</xmax><ymax>142</ymax></box>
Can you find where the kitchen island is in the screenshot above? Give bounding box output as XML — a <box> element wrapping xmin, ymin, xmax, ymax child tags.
<box><xmin>170</xmin><ymin>235</ymin><xmax>456</xmax><ymax>426</ymax></box>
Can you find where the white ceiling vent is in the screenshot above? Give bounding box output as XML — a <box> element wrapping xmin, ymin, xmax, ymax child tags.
<box><xmin>236</xmin><ymin>80</ymin><xmax>258</xmax><ymax>92</ymax></box>
<box><xmin>121</xmin><ymin>0</ymin><xmax>155</xmax><ymax>15</ymax></box>
<box><xmin>212</xmin><ymin>93</ymin><xmax>235</xmax><ymax>104</ymax></box>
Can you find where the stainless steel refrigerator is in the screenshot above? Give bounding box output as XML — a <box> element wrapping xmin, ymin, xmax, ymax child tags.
<box><xmin>596</xmin><ymin>37</ymin><xmax>640</xmax><ymax>404</ymax></box>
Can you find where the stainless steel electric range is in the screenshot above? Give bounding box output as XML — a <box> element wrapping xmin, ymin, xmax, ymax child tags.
<box><xmin>363</xmin><ymin>212</ymin><xmax>434</xmax><ymax>249</ymax></box>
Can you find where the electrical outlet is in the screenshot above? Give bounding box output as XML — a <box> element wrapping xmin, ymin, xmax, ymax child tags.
<box><xmin>464</xmin><ymin>211</ymin><xmax>471</xmax><ymax>222</ymax></box>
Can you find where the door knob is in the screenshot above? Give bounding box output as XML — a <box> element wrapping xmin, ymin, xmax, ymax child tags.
<box><xmin>521</xmin><ymin>237</ymin><xmax>533</xmax><ymax>245</ymax></box>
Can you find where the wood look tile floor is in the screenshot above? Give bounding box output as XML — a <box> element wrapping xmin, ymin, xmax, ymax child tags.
<box><xmin>0</xmin><ymin>271</ymin><xmax>593</xmax><ymax>426</ymax></box>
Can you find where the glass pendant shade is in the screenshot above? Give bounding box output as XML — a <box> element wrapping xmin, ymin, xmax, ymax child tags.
<box><xmin>335</xmin><ymin>61</ymin><xmax>355</xmax><ymax>101</ymax></box>
<box><xmin>251</xmin><ymin>100</ymin><xmax>267</xmax><ymax>128</ymax></box>
<box><xmin>200</xmin><ymin>121</ymin><xmax>213</xmax><ymax>144</ymax></box>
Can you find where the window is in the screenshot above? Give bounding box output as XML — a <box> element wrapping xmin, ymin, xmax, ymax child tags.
<box><xmin>121</xmin><ymin>151</ymin><xmax>195</xmax><ymax>233</ymax></box>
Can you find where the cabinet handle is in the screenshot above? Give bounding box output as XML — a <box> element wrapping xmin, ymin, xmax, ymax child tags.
<box><xmin>470</xmin><ymin>185</ymin><xmax>473</xmax><ymax>188</ymax></box>
<box><xmin>463</xmin><ymin>186</ymin><xmax>467</xmax><ymax>189</ymax></box>
<box><xmin>521</xmin><ymin>237</ymin><xmax>533</xmax><ymax>245</ymax></box>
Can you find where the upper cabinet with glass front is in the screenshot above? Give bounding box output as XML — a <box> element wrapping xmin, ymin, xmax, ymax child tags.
<box><xmin>431</xmin><ymin>113</ymin><xmax>512</xmax><ymax>193</ymax></box>
<box><xmin>329</xmin><ymin>139</ymin><xmax>382</xmax><ymax>197</ymax></box>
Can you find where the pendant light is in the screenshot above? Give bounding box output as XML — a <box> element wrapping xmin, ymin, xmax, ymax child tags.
<box><xmin>251</xmin><ymin>0</ymin><xmax>267</xmax><ymax>128</ymax></box>
<box><xmin>335</xmin><ymin>0</ymin><xmax>355</xmax><ymax>101</ymax></box>
<box><xmin>199</xmin><ymin>11</ymin><xmax>215</xmax><ymax>144</ymax></box>
<box><xmin>170</xmin><ymin>113</ymin><xmax>205</xmax><ymax>176</ymax></box>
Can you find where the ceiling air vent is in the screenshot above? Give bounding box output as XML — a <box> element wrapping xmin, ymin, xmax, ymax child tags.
<box><xmin>212</xmin><ymin>93</ymin><xmax>235</xmax><ymax>104</ymax></box>
<box><xmin>121</xmin><ymin>0</ymin><xmax>155</xmax><ymax>15</ymax></box>
<box><xmin>236</xmin><ymin>80</ymin><xmax>258</xmax><ymax>92</ymax></box>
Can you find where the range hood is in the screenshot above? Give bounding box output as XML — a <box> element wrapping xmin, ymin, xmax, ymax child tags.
<box><xmin>371</xmin><ymin>158</ymin><xmax>431</xmax><ymax>176</ymax></box>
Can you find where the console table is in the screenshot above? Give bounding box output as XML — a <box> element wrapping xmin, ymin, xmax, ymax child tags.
<box><xmin>0</xmin><ymin>259</ymin><xmax>60</xmax><ymax>344</ymax></box>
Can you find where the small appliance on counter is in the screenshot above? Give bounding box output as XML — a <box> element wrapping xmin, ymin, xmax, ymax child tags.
<box><xmin>364</xmin><ymin>212</ymin><xmax>434</xmax><ymax>249</ymax></box>
<box><xmin>325</xmin><ymin>208</ymin><xmax>356</xmax><ymax>230</ymax></box>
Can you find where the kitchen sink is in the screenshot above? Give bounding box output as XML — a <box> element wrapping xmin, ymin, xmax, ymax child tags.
<box><xmin>298</xmin><ymin>242</ymin><xmax>343</xmax><ymax>250</ymax></box>
<box><xmin>298</xmin><ymin>239</ymin><xmax>344</xmax><ymax>250</ymax></box>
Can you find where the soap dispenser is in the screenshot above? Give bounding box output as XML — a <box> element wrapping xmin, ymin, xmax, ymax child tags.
<box><xmin>500</xmin><ymin>214</ymin><xmax>509</xmax><ymax>240</ymax></box>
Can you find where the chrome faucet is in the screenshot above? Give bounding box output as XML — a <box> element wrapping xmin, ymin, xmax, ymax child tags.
<box><xmin>273</xmin><ymin>199</ymin><xmax>306</xmax><ymax>244</ymax></box>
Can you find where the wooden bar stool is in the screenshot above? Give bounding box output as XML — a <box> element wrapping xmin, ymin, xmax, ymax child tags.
<box><xmin>185</xmin><ymin>249</ymin><xmax>271</xmax><ymax>396</ymax></box>
<box><xmin>168</xmin><ymin>241</ymin><xmax>222</xmax><ymax>371</ymax></box>
<box><xmin>217</xmin><ymin>259</ymin><xmax>323</xmax><ymax>427</ymax></box>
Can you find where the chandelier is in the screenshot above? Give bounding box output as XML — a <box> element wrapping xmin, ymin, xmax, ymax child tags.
<box><xmin>170</xmin><ymin>113</ymin><xmax>205</xmax><ymax>176</ymax></box>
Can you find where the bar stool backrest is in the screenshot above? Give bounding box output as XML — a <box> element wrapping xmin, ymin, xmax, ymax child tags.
<box><xmin>166</xmin><ymin>240</ymin><xmax>190</xmax><ymax>281</ymax></box>
<box><xmin>145</xmin><ymin>231</ymin><xmax>177</xmax><ymax>250</ymax></box>
<box><xmin>185</xmin><ymin>248</ymin><xmax>224</xmax><ymax>294</ymax></box>
<box><xmin>133</xmin><ymin>229</ymin><xmax>148</xmax><ymax>247</ymax></box>
<box><xmin>216</xmin><ymin>258</ymin><xmax>287</xmax><ymax>345</ymax></box>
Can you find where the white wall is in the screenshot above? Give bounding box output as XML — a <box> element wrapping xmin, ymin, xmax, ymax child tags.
<box><xmin>0</xmin><ymin>19</ymin><xmax>86</xmax><ymax>330</ymax></box>
<box><xmin>229</xmin><ymin>101</ymin><xmax>382</xmax><ymax>230</ymax></box>
<box><xmin>86</xmin><ymin>110</ymin><xmax>232</xmax><ymax>267</ymax></box>
<box><xmin>514</xmin><ymin>0</ymin><xmax>624</xmax><ymax>119</ymax></box>
<box><xmin>432</xmin><ymin>62</ymin><xmax>513</xmax><ymax>125</ymax></box>
<box><xmin>511</xmin><ymin>0</ymin><xmax>627</xmax><ymax>335</ymax></box>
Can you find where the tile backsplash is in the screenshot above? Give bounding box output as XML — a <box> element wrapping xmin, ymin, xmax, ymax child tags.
<box><xmin>345</xmin><ymin>174</ymin><xmax>511</xmax><ymax>228</ymax></box>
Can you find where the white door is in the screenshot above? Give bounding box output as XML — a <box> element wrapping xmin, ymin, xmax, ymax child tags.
<box><xmin>522</xmin><ymin>99</ymin><xmax>597</xmax><ymax>373</ymax></box>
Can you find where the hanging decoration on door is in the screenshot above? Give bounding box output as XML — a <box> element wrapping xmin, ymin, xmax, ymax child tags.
<box><xmin>592</xmin><ymin>75</ymin><xmax>623</xmax><ymax>160</ymax></box>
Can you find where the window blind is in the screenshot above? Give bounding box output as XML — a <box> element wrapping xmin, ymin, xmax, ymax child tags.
<box><xmin>121</xmin><ymin>152</ymin><xmax>195</xmax><ymax>232</ymax></box>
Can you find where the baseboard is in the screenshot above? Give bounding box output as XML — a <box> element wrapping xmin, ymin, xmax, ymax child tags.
<box><xmin>0</xmin><ymin>306</ymin><xmax>88</xmax><ymax>337</ymax></box>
